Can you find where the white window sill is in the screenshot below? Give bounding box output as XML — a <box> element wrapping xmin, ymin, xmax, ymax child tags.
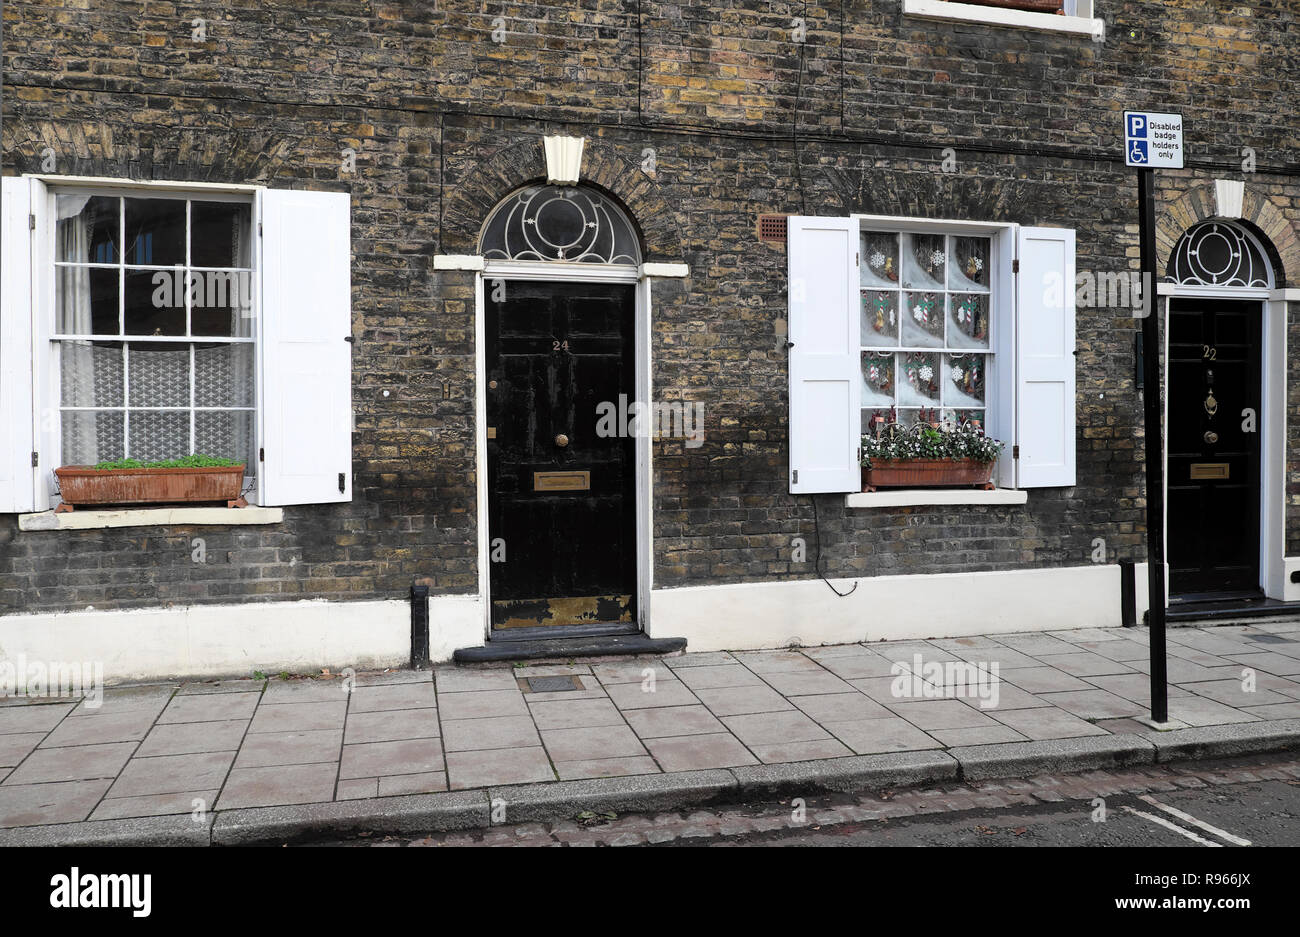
<box><xmin>846</xmin><ymin>488</ymin><xmax>1028</xmax><ymax>508</ymax></box>
<box><xmin>902</xmin><ymin>0</ymin><xmax>1105</xmax><ymax>38</ymax></box>
<box><xmin>18</xmin><ymin>505</ymin><xmax>284</xmax><ymax>531</ymax></box>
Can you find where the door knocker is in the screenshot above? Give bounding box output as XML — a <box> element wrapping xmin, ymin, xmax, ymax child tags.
<box><xmin>1203</xmin><ymin>390</ymin><xmax>1218</xmax><ymax>417</ymax></box>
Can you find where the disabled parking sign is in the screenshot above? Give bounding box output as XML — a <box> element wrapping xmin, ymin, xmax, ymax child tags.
<box><xmin>1124</xmin><ymin>111</ymin><xmax>1184</xmax><ymax>168</ymax></box>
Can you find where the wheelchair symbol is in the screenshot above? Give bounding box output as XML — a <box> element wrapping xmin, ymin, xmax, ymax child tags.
<box><xmin>1129</xmin><ymin>139</ymin><xmax>1148</xmax><ymax>164</ymax></box>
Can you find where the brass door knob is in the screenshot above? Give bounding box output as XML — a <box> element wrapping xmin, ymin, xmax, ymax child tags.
<box><xmin>555</xmin><ymin>434</ymin><xmax>569</xmax><ymax>448</ymax></box>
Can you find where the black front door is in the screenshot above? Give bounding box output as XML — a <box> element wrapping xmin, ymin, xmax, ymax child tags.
<box><xmin>486</xmin><ymin>280</ymin><xmax>637</xmax><ymax>630</ymax></box>
<box><xmin>1167</xmin><ymin>298</ymin><xmax>1262</xmax><ymax>598</ymax></box>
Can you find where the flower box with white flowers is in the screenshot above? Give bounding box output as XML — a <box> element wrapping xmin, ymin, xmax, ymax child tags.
<box><xmin>860</xmin><ymin>419</ymin><xmax>1005</xmax><ymax>492</ymax></box>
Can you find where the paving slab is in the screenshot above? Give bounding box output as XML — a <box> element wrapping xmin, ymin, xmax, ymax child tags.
<box><xmin>642</xmin><ymin>733</ymin><xmax>758</xmax><ymax>771</ymax></box>
<box><xmin>445</xmin><ymin>746</ymin><xmax>554</xmax><ymax>789</ymax></box>
<box><xmin>40</xmin><ymin>708</ymin><xmax>158</xmax><ymax>747</ymax></box>
<box><xmin>0</xmin><ymin>778</ymin><xmax>114</xmax><ymax>827</ymax></box>
<box><xmin>554</xmin><ymin>756</ymin><xmax>662</xmax><ymax>781</ymax></box>
<box><xmin>234</xmin><ymin>729</ymin><xmax>343</xmax><ymax>768</ymax></box>
<box><xmin>693</xmin><ymin>685</ymin><xmax>794</xmax><ymax>716</ymax></box>
<box><xmin>622</xmin><ymin>704</ymin><xmax>726</xmax><ymax>739</ymax></box>
<box><xmin>0</xmin><ymin>703</ymin><xmax>75</xmax><ymax>735</ymax></box>
<box><xmin>107</xmin><ymin>751</ymin><xmax>235</xmax><ymax>798</ymax></box>
<box><xmin>442</xmin><ymin>715</ymin><xmax>540</xmax><ymax>752</ymax></box>
<box><xmin>527</xmin><ymin>698</ymin><xmax>624</xmax><ymax>730</ymax></box>
<box><xmin>0</xmin><ymin>733</ymin><xmax>45</xmax><ymax>768</ymax></box>
<box><xmin>437</xmin><ymin>689</ymin><xmax>528</xmax><ymax>720</ymax></box>
<box><xmin>605</xmin><ymin>680</ymin><xmax>698</xmax><ymax>710</ymax></box>
<box><xmin>135</xmin><ymin>720</ymin><xmax>248</xmax><ymax>757</ymax></box>
<box><xmin>217</xmin><ymin>762</ymin><xmax>339</xmax><ymax>810</ymax></box>
<box><xmin>159</xmin><ymin>692</ymin><xmax>260</xmax><ymax>724</ymax></box>
<box><xmin>344</xmin><ymin>708</ymin><xmax>439</xmax><ymax>744</ymax></box>
<box><xmin>340</xmin><ymin>739</ymin><xmax>444</xmax><ymax>779</ymax></box>
<box><xmin>823</xmin><ymin>717</ymin><xmax>942</xmax><ymax>755</ymax></box>
<box><xmin>348</xmin><ymin>682</ymin><xmax>438</xmax><ymax>713</ymax></box>
<box><xmin>90</xmin><ymin>789</ymin><xmax>219</xmax><ymax>822</ymax></box>
<box><xmin>4</xmin><ymin>741</ymin><xmax>136</xmax><ymax>785</ymax></box>
<box><xmin>247</xmin><ymin>700</ymin><xmax>347</xmax><ymax>733</ymax></box>
<box><xmin>540</xmin><ymin>725</ymin><xmax>647</xmax><ymax>762</ymax></box>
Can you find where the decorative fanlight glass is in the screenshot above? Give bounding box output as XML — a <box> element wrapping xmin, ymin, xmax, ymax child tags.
<box><xmin>480</xmin><ymin>184</ymin><xmax>641</xmax><ymax>265</ymax></box>
<box><xmin>1165</xmin><ymin>221</ymin><xmax>1270</xmax><ymax>288</ymax></box>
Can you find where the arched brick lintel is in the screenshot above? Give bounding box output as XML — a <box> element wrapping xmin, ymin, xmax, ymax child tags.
<box><xmin>440</xmin><ymin>138</ymin><xmax>684</xmax><ymax>263</ymax></box>
<box><xmin>1156</xmin><ymin>182</ymin><xmax>1298</xmax><ymax>287</ymax></box>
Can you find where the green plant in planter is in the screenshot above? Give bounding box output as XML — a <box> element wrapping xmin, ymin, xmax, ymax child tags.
<box><xmin>860</xmin><ymin>422</ymin><xmax>1004</xmax><ymax>468</ymax></box>
<box><xmin>91</xmin><ymin>454</ymin><xmax>243</xmax><ymax>471</ymax></box>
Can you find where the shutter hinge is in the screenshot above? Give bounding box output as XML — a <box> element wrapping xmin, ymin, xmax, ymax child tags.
<box><xmin>344</xmin><ymin>335</ymin><xmax>355</xmax><ymax>343</ymax></box>
<box><xmin>1012</xmin><ymin>445</ymin><xmax>1020</xmax><ymax>459</ymax></box>
<box><xmin>258</xmin><ymin>221</ymin><xmax>263</xmax><ymax>236</ymax></box>
<box><xmin>28</xmin><ymin>214</ymin><xmax>36</xmax><ymax>231</ymax></box>
<box><xmin>31</xmin><ymin>451</ymin><xmax>38</xmax><ymax>467</ymax></box>
<box><xmin>259</xmin><ymin>447</ymin><xmax>265</xmax><ymax>463</ymax></box>
<box><xmin>855</xmin><ymin>252</ymin><xmax>859</xmax><ymax>267</ymax></box>
<box><xmin>792</xmin><ymin>469</ymin><xmax>798</xmax><ymax>485</ymax></box>
<box><xmin>1012</xmin><ymin>259</ymin><xmax>1020</xmax><ymax>273</ymax></box>
<box><xmin>338</xmin><ymin>472</ymin><xmax>346</xmax><ymax>493</ymax></box>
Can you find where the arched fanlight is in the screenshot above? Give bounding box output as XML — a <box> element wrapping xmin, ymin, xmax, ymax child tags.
<box><xmin>1166</xmin><ymin>221</ymin><xmax>1271</xmax><ymax>288</ymax></box>
<box><xmin>479</xmin><ymin>184</ymin><xmax>641</xmax><ymax>265</ymax></box>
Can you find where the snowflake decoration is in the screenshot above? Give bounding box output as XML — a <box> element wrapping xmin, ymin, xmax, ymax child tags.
<box><xmin>951</xmin><ymin>367</ymin><xmax>963</xmax><ymax>382</ymax></box>
<box><xmin>869</xmin><ymin>251</ymin><xmax>886</xmax><ymax>270</ymax></box>
<box><xmin>918</xmin><ymin>364</ymin><xmax>934</xmax><ymax>382</ymax></box>
<box><xmin>970</xmin><ymin>256</ymin><xmax>983</xmax><ymax>272</ymax></box>
<box><xmin>929</xmin><ymin>249</ymin><xmax>946</xmax><ymax>269</ymax></box>
<box><xmin>912</xmin><ymin>304</ymin><xmax>926</xmax><ymax>324</ymax></box>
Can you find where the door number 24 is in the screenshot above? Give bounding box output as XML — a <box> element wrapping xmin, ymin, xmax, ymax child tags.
<box><xmin>552</xmin><ymin>340</ymin><xmax>571</xmax><ymax>353</ymax></box>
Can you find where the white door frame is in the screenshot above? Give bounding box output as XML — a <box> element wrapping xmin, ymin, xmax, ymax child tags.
<box><xmin>1159</xmin><ymin>282</ymin><xmax>1287</xmax><ymax>600</ymax></box>
<box><xmin>475</xmin><ymin>260</ymin><xmax>653</xmax><ymax>638</ymax></box>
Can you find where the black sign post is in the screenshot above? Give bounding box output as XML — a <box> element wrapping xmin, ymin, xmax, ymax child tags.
<box><xmin>1137</xmin><ymin>165</ymin><xmax>1169</xmax><ymax>723</ymax></box>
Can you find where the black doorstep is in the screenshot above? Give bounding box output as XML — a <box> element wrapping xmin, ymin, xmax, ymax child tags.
<box><xmin>453</xmin><ymin>632</ymin><xmax>687</xmax><ymax>663</ymax></box>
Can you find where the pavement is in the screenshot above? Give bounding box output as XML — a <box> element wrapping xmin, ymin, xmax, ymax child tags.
<box><xmin>2</xmin><ymin>620</ymin><xmax>1299</xmax><ymax>846</ymax></box>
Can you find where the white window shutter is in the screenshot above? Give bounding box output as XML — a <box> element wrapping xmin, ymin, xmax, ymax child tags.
<box><xmin>1014</xmin><ymin>226</ymin><xmax>1077</xmax><ymax>487</ymax></box>
<box><xmin>258</xmin><ymin>189</ymin><xmax>352</xmax><ymax>506</ymax></box>
<box><xmin>787</xmin><ymin>215</ymin><xmax>860</xmax><ymax>494</ymax></box>
<box><xmin>1</xmin><ymin>177</ymin><xmax>37</xmax><ymax>513</ymax></box>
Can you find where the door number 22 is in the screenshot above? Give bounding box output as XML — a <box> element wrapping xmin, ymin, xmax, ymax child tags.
<box><xmin>1202</xmin><ymin>345</ymin><xmax>1217</xmax><ymax>360</ymax></box>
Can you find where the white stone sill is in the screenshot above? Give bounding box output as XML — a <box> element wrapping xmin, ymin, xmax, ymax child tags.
<box><xmin>902</xmin><ymin>0</ymin><xmax>1105</xmax><ymax>38</ymax></box>
<box><xmin>846</xmin><ymin>488</ymin><xmax>1029</xmax><ymax>508</ymax></box>
<box><xmin>18</xmin><ymin>505</ymin><xmax>284</xmax><ymax>531</ymax></box>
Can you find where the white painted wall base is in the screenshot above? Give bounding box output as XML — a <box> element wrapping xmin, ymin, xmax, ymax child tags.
<box><xmin>0</xmin><ymin>599</ymin><xmax>410</xmax><ymax>685</ymax></box>
<box><xmin>647</xmin><ymin>564</ymin><xmax>1153</xmax><ymax>652</ymax></box>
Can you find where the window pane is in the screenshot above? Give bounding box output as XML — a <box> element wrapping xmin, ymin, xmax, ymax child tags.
<box><xmin>57</xmin><ymin>195</ymin><xmax>119</xmax><ymax>263</ymax></box>
<box><xmin>861</xmin><ymin>291</ymin><xmax>898</xmax><ymax>347</ymax></box>
<box><xmin>124</xmin><ymin>269</ymin><xmax>185</xmax><ymax>335</ymax></box>
<box><xmin>944</xmin><ymin>354</ymin><xmax>987</xmax><ymax>408</ymax></box>
<box><xmin>191</xmin><ymin>202</ymin><xmax>252</xmax><ymax>267</ymax></box>
<box><xmin>194</xmin><ymin>344</ymin><xmax>254</xmax><ymax>407</ymax></box>
<box><xmin>61</xmin><ymin>341</ymin><xmax>123</xmax><ymax>408</ymax></box>
<box><xmin>949</xmin><ymin>236</ymin><xmax>991</xmax><ymax>291</ymax></box>
<box><xmin>129</xmin><ymin>410</ymin><xmax>190</xmax><ymax>462</ymax></box>
<box><xmin>190</xmin><ymin>271</ymin><xmax>255</xmax><ymax>337</ymax></box>
<box><xmin>61</xmin><ymin>411</ymin><xmax>124</xmax><ymax>465</ymax></box>
<box><xmin>943</xmin><ymin>408</ymin><xmax>986</xmax><ymax>431</ymax></box>
<box><xmin>57</xmin><ymin>266</ymin><xmax>119</xmax><ymax>334</ymax></box>
<box><xmin>901</xmin><ymin>291</ymin><xmax>944</xmax><ymax>348</ymax></box>
<box><xmin>861</xmin><ymin>352</ymin><xmax>894</xmax><ymax>407</ymax></box>
<box><xmin>860</xmin><ymin>232</ymin><xmax>899</xmax><ymax>288</ymax></box>
<box><xmin>128</xmin><ymin>343</ymin><xmax>190</xmax><ymax>407</ymax></box>
<box><xmin>898</xmin><ymin>352</ymin><xmax>941</xmax><ymax>407</ymax></box>
<box><xmin>901</xmin><ymin>233</ymin><xmax>945</xmax><ymax>290</ymax></box>
<box><xmin>195</xmin><ymin>410</ymin><xmax>254</xmax><ymax>467</ymax></box>
<box><xmin>125</xmin><ymin>198</ymin><xmax>186</xmax><ymax>266</ymax></box>
<box><xmin>948</xmin><ymin>293</ymin><xmax>990</xmax><ymax>350</ymax></box>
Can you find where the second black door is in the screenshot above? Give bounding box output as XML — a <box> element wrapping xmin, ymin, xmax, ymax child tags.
<box><xmin>1167</xmin><ymin>298</ymin><xmax>1262</xmax><ymax>598</ymax></box>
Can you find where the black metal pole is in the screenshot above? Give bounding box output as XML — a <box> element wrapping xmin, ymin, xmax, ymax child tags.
<box><xmin>1138</xmin><ymin>167</ymin><xmax>1168</xmax><ymax>723</ymax></box>
<box><xmin>410</xmin><ymin>583</ymin><xmax>431</xmax><ymax>670</ymax></box>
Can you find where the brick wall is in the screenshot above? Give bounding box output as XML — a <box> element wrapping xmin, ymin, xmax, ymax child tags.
<box><xmin>1</xmin><ymin>0</ymin><xmax>1296</xmax><ymax>615</ymax></box>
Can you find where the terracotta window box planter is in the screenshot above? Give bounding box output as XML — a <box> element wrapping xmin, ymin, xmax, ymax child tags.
<box><xmin>53</xmin><ymin>465</ymin><xmax>248</xmax><ymax>511</ymax></box>
<box><xmin>862</xmin><ymin>458</ymin><xmax>995</xmax><ymax>492</ymax></box>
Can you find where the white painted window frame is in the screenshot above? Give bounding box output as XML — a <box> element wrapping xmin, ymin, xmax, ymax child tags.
<box><xmin>901</xmin><ymin>0</ymin><xmax>1105</xmax><ymax>39</ymax></box>
<box><xmin>473</xmin><ymin>258</ymin><xmax>658</xmax><ymax>640</ymax></box>
<box><xmin>848</xmin><ymin>214</ymin><xmax>1020</xmax><ymax>503</ymax></box>
<box><xmin>44</xmin><ymin>185</ymin><xmax>257</xmax><ymax>485</ymax></box>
